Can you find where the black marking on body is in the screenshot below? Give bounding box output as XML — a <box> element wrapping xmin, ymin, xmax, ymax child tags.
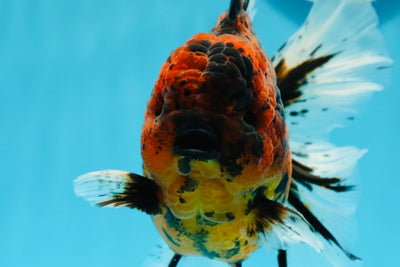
<box><xmin>192</xmin><ymin>229</ymin><xmax>220</xmax><ymax>259</ymax></box>
<box><xmin>188</xmin><ymin>41</ymin><xmax>210</xmax><ymax>54</ymax></box>
<box><xmin>98</xmin><ymin>173</ymin><xmax>162</xmax><ymax>215</ymax></box>
<box><xmin>246</xmin><ymin>187</ymin><xmax>284</xmax><ymax>233</ymax></box>
<box><xmin>204</xmin><ymin>211</ymin><xmax>215</xmax><ymax>217</ymax></box>
<box><xmin>288</xmin><ymin>189</ymin><xmax>361</xmax><ymax>261</ymax></box>
<box><xmin>246</xmin><ymin>222</ymin><xmax>256</xmax><ymax>237</ymax></box>
<box><xmin>274</xmin><ymin>54</ymin><xmax>335</xmax><ymax>107</ymax></box>
<box><xmin>164</xmin><ymin>208</ymin><xmax>243</xmax><ymax>260</ymax></box>
<box><xmin>275</xmin><ymin>173</ymin><xmax>289</xmax><ymax>195</ymax></box>
<box><xmin>250</xmin><ymin>132</ymin><xmax>264</xmax><ymax>158</ymax></box>
<box><xmin>196</xmin><ymin>214</ymin><xmax>218</xmax><ymax>226</ymax></box>
<box><xmin>163</xmin><ymin>228</ymin><xmax>181</xmax><ymax>247</ymax></box>
<box><xmin>208</xmin><ymin>42</ymin><xmax>225</xmax><ymax>56</ymax></box>
<box><xmin>275</xmin><ymin>87</ymin><xmax>285</xmax><ymax>119</ymax></box>
<box><xmin>178</xmin><ymin>176</ymin><xmax>198</xmax><ymax>193</ymax></box>
<box><xmin>183</xmin><ymin>88</ymin><xmax>191</xmax><ymax>96</ymax></box>
<box><xmin>172</xmin><ymin>111</ymin><xmax>256</xmax><ymax>179</ymax></box>
<box><xmin>153</xmin><ymin>93</ymin><xmax>163</xmax><ymax>117</ymax></box>
<box><xmin>219</xmin><ymin>136</ymin><xmax>246</xmax><ymax>177</ymax></box>
<box><xmin>177</xmin><ymin>158</ymin><xmax>191</xmax><ymax>175</ymax></box>
<box><xmin>205</xmin><ymin>56</ymin><xmax>247</xmax><ymax>98</ymax></box>
<box><xmin>168</xmin><ymin>28</ymin><xmax>273</xmax><ymax>180</ymax></box>
<box><xmin>224</xmin><ymin>239</ymin><xmax>241</xmax><ymax>259</ymax></box>
<box><xmin>226</xmin><ymin>212</ymin><xmax>236</xmax><ymax>222</ymax></box>
<box><xmin>243</xmin><ymin>111</ymin><xmax>258</xmax><ymax>128</ymax></box>
<box><xmin>165</xmin><ymin>208</ymin><xmax>185</xmax><ymax>233</ymax></box>
<box><xmin>220</xmin><ymin>157</ymin><xmax>244</xmax><ymax>178</ymax></box>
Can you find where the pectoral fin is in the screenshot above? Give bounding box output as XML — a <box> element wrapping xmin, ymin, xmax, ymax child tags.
<box><xmin>74</xmin><ymin>170</ymin><xmax>162</xmax><ymax>215</ymax></box>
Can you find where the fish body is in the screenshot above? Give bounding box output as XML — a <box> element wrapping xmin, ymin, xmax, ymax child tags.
<box><xmin>142</xmin><ymin>5</ymin><xmax>291</xmax><ymax>262</ymax></box>
<box><xmin>74</xmin><ymin>0</ymin><xmax>392</xmax><ymax>266</ymax></box>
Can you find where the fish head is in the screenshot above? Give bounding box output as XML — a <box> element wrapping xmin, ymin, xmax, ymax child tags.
<box><xmin>141</xmin><ymin>10</ymin><xmax>289</xmax><ymax>190</ymax></box>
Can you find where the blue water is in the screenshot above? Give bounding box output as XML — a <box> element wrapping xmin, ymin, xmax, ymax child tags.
<box><xmin>1</xmin><ymin>1</ymin><xmax>399</xmax><ymax>266</ymax></box>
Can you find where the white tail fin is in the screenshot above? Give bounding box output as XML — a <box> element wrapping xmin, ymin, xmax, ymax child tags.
<box><xmin>270</xmin><ymin>0</ymin><xmax>391</xmax><ymax>265</ymax></box>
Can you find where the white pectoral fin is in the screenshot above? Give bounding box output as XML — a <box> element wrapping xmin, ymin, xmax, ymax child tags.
<box><xmin>74</xmin><ymin>170</ymin><xmax>162</xmax><ymax>215</ymax></box>
<box><xmin>74</xmin><ymin>170</ymin><xmax>130</xmax><ymax>206</ymax></box>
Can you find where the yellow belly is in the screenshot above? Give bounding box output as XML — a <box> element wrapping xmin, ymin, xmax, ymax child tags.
<box><xmin>145</xmin><ymin>155</ymin><xmax>290</xmax><ymax>263</ymax></box>
<box><xmin>152</xmin><ymin>207</ymin><xmax>260</xmax><ymax>263</ymax></box>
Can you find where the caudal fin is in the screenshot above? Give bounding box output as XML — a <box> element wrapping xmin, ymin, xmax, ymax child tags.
<box><xmin>270</xmin><ymin>0</ymin><xmax>392</xmax><ymax>265</ymax></box>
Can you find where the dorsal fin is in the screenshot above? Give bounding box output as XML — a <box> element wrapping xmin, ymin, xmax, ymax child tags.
<box><xmin>229</xmin><ymin>0</ymin><xmax>249</xmax><ymax>20</ymax></box>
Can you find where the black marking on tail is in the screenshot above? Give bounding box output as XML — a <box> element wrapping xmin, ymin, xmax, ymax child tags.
<box><xmin>274</xmin><ymin>54</ymin><xmax>336</xmax><ymax>107</ymax></box>
<box><xmin>98</xmin><ymin>173</ymin><xmax>162</xmax><ymax>215</ymax></box>
<box><xmin>292</xmin><ymin>160</ymin><xmax>355</xmax><ymax>192</ymax></box>
<box><xmin>288</xmin><ymin>189</ymin><xmax>361</xmax><ymax>261</ymax></box>
<box><xmin>309</xmin><ymin>44</ymin><xmax>322</xmax><ymax>57</ymax></box>
<box><xmin>229</xmin><ymin>0</ymin><xmax>249</xmax><ymax>20</ymax></box>
<box><xmin>278</xmin><ymin>250</ymin><xmax>287</xmax><ymax>267</ymax></box>
<box><xmin>168</xmin><ymin>254</ymin><xmax>182</xmax><ymax>267</ymax></box>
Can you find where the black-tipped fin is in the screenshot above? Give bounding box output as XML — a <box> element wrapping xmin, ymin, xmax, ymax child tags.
<box><xmin>249</xmin><ymin>189</ymin><xmax>323</xmax><ymax>252</ymax></box>
<box><xmin>74</xmin><ymin>170</ymin><xmax>162</xmax><ymax>215</ymax></box>
<box><xmin>288</xmin><ymin>188</ymin><xmax>361</xmax><ymax>261</ymax></box>
<box><xmin>229</xmin><ymin>0</ymin><xmax>249</xmax><ymax>20</ymax></box>
<box><xmin>292</xmin><ymin>159</ymin><xmax>354</xmax><ymax>192</ymax></box>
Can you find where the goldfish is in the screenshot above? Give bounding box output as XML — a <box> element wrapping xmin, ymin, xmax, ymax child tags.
<box><xmin>74</xmin><ymin>0</ymin><xmax>392</xmax><ymax>266</ymax></box>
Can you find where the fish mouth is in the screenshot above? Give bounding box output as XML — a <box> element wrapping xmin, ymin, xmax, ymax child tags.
<box><xmin>173</xmin><ymin>128</ymin><xmax>220</xmax><ymax>161</ymax></box>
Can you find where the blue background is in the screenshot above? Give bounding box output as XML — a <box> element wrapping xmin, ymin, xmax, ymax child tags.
<box><xmin>1</xmin><ymin>0</ymin><xmax>399</xmax><ymax>266</ymax></box>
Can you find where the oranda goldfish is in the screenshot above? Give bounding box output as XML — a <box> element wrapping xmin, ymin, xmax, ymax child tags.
<box><xmin>74</xmin><ymin>0</ymin><xmax>392</xmax><ymax>266</ymax></box>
